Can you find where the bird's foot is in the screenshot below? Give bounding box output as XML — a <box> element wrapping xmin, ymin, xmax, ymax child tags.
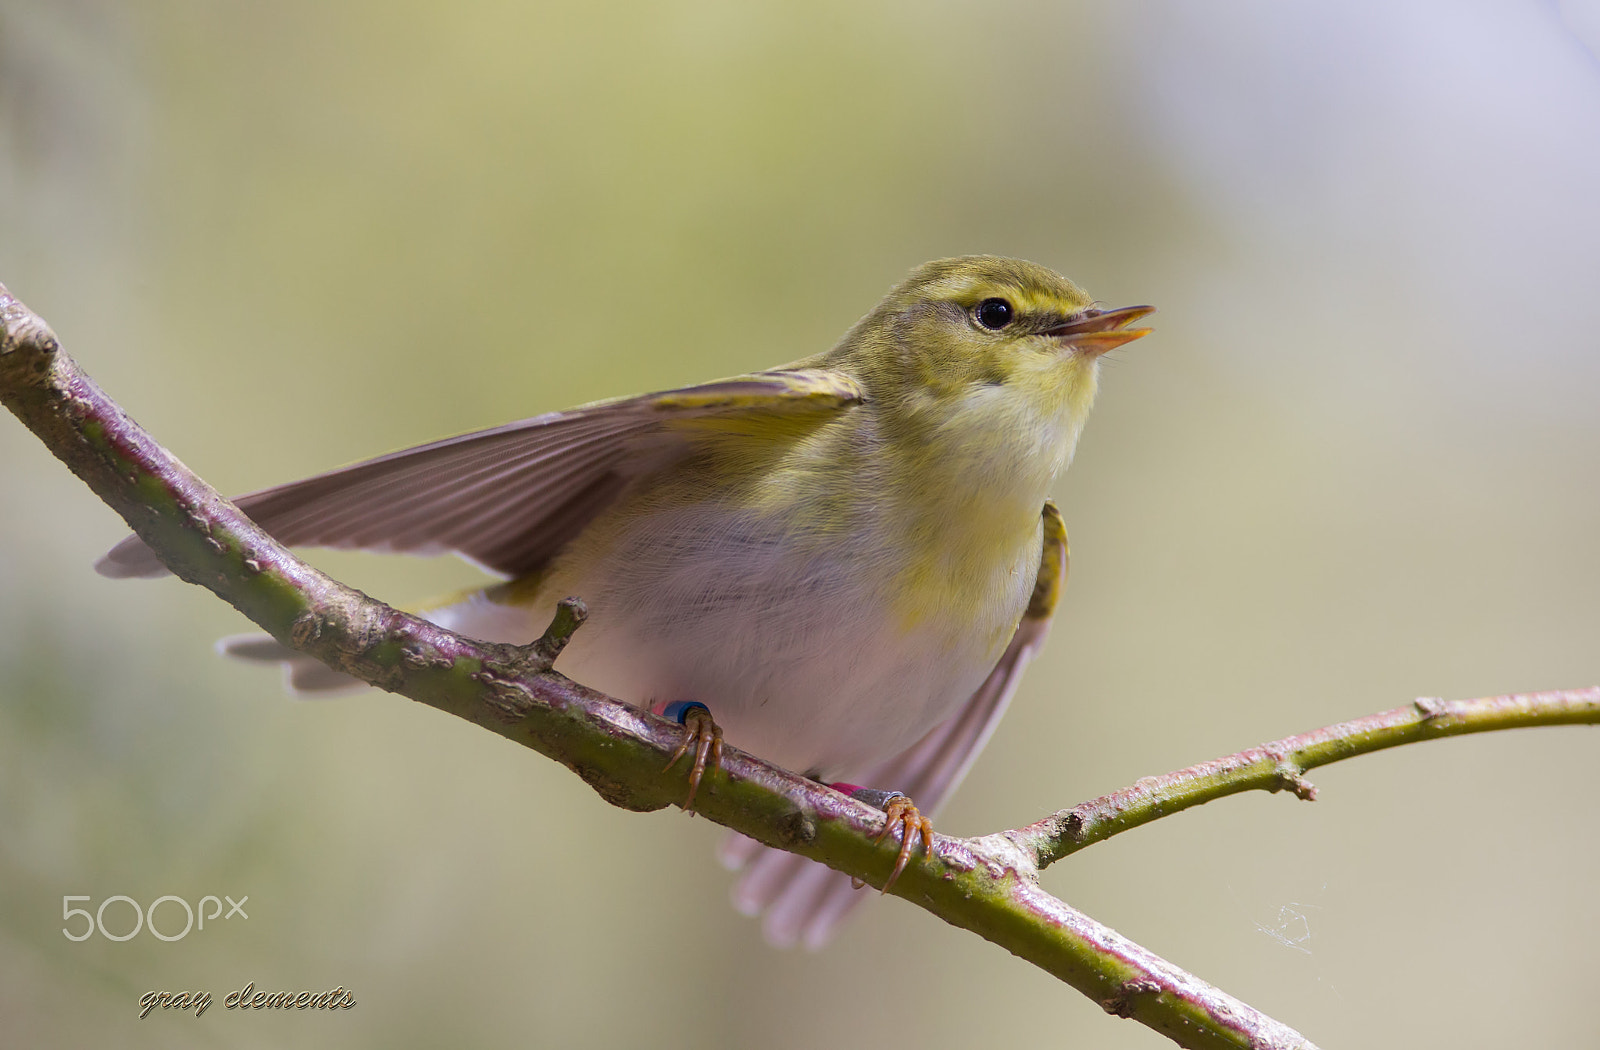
<box><xmin>660</xmin><ymin>701</ymin><xmax>723</xmax><ymax>814</ymax></box>
<box><xmin>831</xmin><ymin>784</ymin><xmax>934</xmax><ymax>892</ymax></box>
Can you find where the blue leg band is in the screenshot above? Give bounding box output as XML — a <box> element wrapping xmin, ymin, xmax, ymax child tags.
<box><xmin>662</xmin><ymin>701</ymin><xmax>710</xmax><ymax>725</ymax></box>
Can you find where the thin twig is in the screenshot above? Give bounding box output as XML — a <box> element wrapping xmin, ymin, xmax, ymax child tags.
<box><xmin>1009</xmin><ymin>689</ymin><xmax>1600</xmax><ymax>869</ymax></box>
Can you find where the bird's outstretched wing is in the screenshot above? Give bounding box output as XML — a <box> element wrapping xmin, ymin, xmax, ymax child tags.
<box><xmin>721</xmin><ymin>501</ymin><xmax>1070</xmax><ymax>949</ymax></box>
<box><xmin>95</xmin><ymin>370</ymin><xmax>864</xmax><ymax>580</ymax></box>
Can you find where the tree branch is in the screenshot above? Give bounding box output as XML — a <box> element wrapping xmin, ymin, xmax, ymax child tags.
<box><xmin>1010</xmin><ymin>687</ymin><xmax>1600</xmax><ymax>869</ymax></box>
<box><xmin>8</xmin><ymin>278</ymin><xmax>1587</xmax><ymax>1048</ymax></box>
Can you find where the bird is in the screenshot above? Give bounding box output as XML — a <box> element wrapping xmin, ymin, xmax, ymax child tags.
<box><xmin>96</xmin><ymin>255</ymin><xmax>1152</xmax><ymax>948</ymax></box>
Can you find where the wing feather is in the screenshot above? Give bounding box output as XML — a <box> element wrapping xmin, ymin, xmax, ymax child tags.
<box><xmin>95</xmin><ymin>371</ymin><xmax>863</xmax><ymax>579</ymax></box>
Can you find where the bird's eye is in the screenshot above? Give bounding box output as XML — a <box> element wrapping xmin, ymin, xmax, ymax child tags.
<box><xmin>974</xmin><ymin>298</ymin><xmax>1014</xmax><ymax>330</ymax></box>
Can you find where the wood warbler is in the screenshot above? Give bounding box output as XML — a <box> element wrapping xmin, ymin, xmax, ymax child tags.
<box><xmin>97</xmin><ymin>255</ymin><xmax>1152</xmax><ymax>948</ymax></box>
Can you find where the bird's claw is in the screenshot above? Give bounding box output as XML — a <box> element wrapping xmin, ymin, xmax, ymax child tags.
<box><xmin>831</xmin><ymin>785</ymin><xmax>935</xmax><ymax>891</ymax></box>
<box><xmin>869</xmin><ymin>795</ymin><xmax>934</xmax><ymax>893</ymax></box>
<box><xmin>661</xmin><ymin>703</ymin><xmax>723</xmax><ymax>814</ymax></box>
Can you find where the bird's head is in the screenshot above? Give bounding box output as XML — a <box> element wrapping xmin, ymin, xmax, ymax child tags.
<box><xmin>833</xmin><ymin>255</ymin><xmax>1152</xmax><ymax>474</ymax></box>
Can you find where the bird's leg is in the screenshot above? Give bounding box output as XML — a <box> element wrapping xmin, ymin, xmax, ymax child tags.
<box><xmin>658</xmin><ymin>701</ymin><xmax>724</xmax><ymax>814</ymax></box>
<box><xmin>830</xmin><ymin>784</ymin><xmax>934</xmax><ymax>892</ymax></box>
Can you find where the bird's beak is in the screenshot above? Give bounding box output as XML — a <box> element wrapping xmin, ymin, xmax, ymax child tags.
<box><xmin>1045</xmin><ymin>304</ymin><xmax>1155</xmax><ymax>356</ymax></box>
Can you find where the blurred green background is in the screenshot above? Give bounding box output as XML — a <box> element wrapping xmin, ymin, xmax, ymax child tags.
<box><xmin>3</xmin><ymin>2</ymin><xmax>1599</xmax><ymax>1047</ymax></box>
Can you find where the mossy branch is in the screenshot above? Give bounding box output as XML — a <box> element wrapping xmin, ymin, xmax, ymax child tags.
<box><xmin>5</xmin><ymin>279</ymin><xmax>1593</xmax><ymax>1049</ymax></box>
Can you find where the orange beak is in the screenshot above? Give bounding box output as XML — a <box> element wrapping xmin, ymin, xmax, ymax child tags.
<box><xmin>1046</xmin><ymin>304</ymin><xmax>1155</xmax><ymax>356</ymax></box>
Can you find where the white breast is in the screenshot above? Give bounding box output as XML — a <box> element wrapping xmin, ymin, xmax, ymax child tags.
<box><xmin>526</xmin><ymin>503</ymin><xmax>1036</xmax><ymax>780</ymax></box>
